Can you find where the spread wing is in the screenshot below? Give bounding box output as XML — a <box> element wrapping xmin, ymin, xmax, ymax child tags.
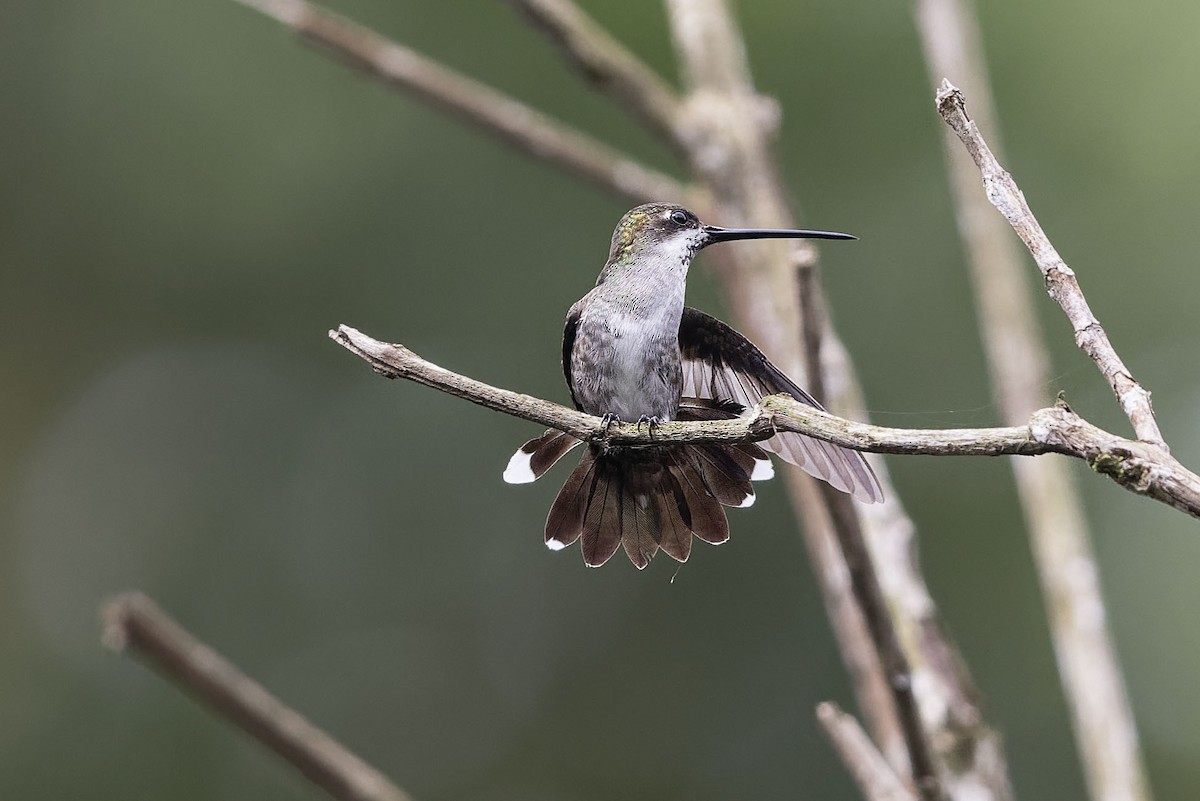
<box><xmin>678</xmin><ymin>307</ymin><xmax>883</xmax><ymax>503</ymax></box>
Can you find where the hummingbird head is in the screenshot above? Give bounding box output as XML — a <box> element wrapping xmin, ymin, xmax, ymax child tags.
<box><xmin>606</xmin><ymin>202</ymin><xmax>856</xmax><ymax>271</ymax></box>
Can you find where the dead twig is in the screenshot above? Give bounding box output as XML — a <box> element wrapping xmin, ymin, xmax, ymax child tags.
<box><xmin>917</xmin><ymin>9</ymin><xmax>1152</xmax><ymax>800</ymax></box>
<box><xmin>102</xmin><ymin>592</ymin><xmax>414</xmax><ymax>801</ymax></box>
<box><xmin>666</xmin><ymin>2</ymin><xmax>950</xmax><ymax>793</ymax></box>
<box><xmin>937</xmin><ymin>80</ymin><xmax>1165</xmax><ymax>447</ymax></box>
<box><xmin>503</xmin><ymin>0</ymin><xmax>688</xmax><ymax>152</ymax></box>
<box><xmin>230</xmin><ymin>0</ymin><xmax>691</xmax><ymax>205</ymax></box>
<box><xmin>818</xmin><ymin>702</ymin><xmax>919</xmax><ymax>801</ymax></box>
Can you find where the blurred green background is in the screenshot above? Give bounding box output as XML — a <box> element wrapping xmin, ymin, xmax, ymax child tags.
<box><xmin>3</xmin><ymin>1</ymin><xmax>1199</xmax><ymax>798</ymax></box>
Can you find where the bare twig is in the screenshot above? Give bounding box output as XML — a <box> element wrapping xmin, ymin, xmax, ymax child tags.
<box><xmin>331</xmin><ymin>324</ymin><xmax>1200</xmax><ymax>518</ymax></box>
<box><xmin>796</xmin><ymin>259</ymin><xmax>827</xmax><ymax>403</ymax></box>
<box><xmin>101</xmin><ymin>592</ymin><xmax>413</xmax><ymax>801</ymax></box>
<box><xmin>229</xmin><ymin>0</ymin><xmax>690</xmax><ymax>205</ymax></box>
<box><xmin>663</xmin><ymin>6</ymin><xmax>1019</xmax><ymax>795</ymax></box>
<box><xmin>916</xmin><ymin>7</ymin><xmax>1153</xmax><ymax>801</ymax></box>
<box><xmin>817</xmin><ymin>487</ymin><xmax>941</xmax><ymax>801</ymax></box>
<box><xmin>937</xmin><ymin>80</ymin><xmax>1165</xmax><ymax>447</ymax></box>
<box><xmin>665</xmin><ymin>0</ymin><xmax>930</xmax><ymax>789</ymax></box>
<box><xmin>504</xmin><ymin>0</ymin><xmax>688</xmax><ymax>152</ymax></box>
<box><xmin>818</xmin><ymin>702</ymin><xmax>919</xmax><ymax>801</ymax></box>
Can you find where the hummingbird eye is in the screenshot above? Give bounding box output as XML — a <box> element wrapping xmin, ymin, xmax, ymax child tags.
<box><xmin>669</xmin><ymin>209</ymin><xmax>692</xmax><ymax>227</ymax></box>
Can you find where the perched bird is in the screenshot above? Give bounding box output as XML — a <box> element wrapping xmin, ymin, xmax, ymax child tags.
<box><xmin>505</xmin><ymin>203</ymin><xmax>881</xmax><ymax>568</ymax></box>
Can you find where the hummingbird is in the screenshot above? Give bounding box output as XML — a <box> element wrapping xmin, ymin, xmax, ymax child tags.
<box><xmin>504</xmin><ymin>202</ymin><xmax>882</xmax><ymax>569</ymax></box>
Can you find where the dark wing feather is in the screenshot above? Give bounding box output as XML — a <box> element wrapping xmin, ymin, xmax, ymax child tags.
<box><xmin>562</xmin><ymin>303</ymin><xmax>583</xmax><ymax>411</ymax></box>
<box><xmin>678</xmin><ymin>307</ymin><xmax>883</xmax><ymax>503</ymax></box>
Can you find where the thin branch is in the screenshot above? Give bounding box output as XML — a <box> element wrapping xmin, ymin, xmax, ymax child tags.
<box><xmin>818</xmin><ymin>702</ymin><xmax>919</xmax><ymax>801</ymax></box>
<box><xmin>330</xmin><ymin>324</ymin><xmax>1200</xmax><ymax>518</ymax></box>
<box><xmin>665</xmin><ymin>0</ymin><xmax>927</xmax><ymax>789</ymax></box>
<box><xmin>798</xmin><ymin>249</ymin><xmax>914</xmax><ymax>782</ymax></box>
<box><xmin>503</xmin><ymin>0</ymin><xmax>688</xmax><ymax>153</ymax></box>
<box><xmin>916</xmin><ymin>8</ymin><xmax>1153</xmax><ymax>801</ymax></box>
<box><xmin>229</xmin><ymin>0</ymin><xmax>690</xmax><ymax>205</ymax></box>
<box><xmin>936</xmin><ymin>81</ymin><xmax>1165</xmax><ymax>447</ymax></box>
<box><xmin>818</xmin><ymin>486</ymin><xmax>940</xmax><ymax>801</ymax></box>
<box><xmin>101</xmin><ymin>592</ymin><xmax>413</xmax><ymax>801</ymax></box>
<box><xmin>796</xmin><ymin>258</ymin><xmax>827</xmax><ymax>402</ymax></box>
<box><xmin>664</xmin><ymin>6</ymin><xmax>1020</xmax><ymax>795</ymax></box>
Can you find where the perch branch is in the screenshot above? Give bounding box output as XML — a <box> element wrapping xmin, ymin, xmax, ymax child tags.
<box><xmin>917</xmin><ymin>10</ymin><xmax>1152</xmax><ymax>801</ymax></box>
<box><xmin>229</xmin><ymin>0</ymin><xmax>690</xmax><ymax>205</ymax></box>
<box><xmin>331</xmin><ymin>324</ymin><xmax>1200</xmax><ymax>517</ymax></box>
<box><xmin>101</xmin><ymin>592</ymin><xmax>413</xmax><ymax>801</ymax></box>
<box><xmin>937</xmin><ymin>81</ymin><xmax>1165</xmax><ymax>447</ymax></box>
<box><xmin>818</xmin><ymin>702</ymin><xmax>918</xmax><ymax>801</ymax></box>
<box><xmin>504</xmin><ymin>0</ymin><xmax>688</xmax><ymax>152</ymax></box>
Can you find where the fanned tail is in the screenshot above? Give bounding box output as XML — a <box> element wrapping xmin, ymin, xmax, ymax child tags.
<box><xmin>542</xmin><ymin>442</ymin><xmax>756</xmax><ymax>569</ymax></box>
<box><xmin>512</xmin><ymin>399</ymin><xmax>783</xmax><ymax>568</ymax></box>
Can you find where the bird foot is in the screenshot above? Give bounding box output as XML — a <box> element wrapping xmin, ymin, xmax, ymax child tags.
<box><xmin>599</xmin><ymin>412</ymin><xmax>622</xmax><ymax>431</ymax></box>
<box><xmin>636</xmin><ymin>415</ymin><xmax>662</xmax><ymax>439</ymax></box>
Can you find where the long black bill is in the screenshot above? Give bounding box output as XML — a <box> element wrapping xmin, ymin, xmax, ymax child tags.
<box><xmin>701</xmin><ymin>224</ymin><xmax>856</xmax><ymax>247</ymax></box>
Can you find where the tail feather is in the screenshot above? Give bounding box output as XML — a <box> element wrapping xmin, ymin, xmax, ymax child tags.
<box><xmin>531</xmin><ymin>402</ymin><xmax>776</xmax><ymax>567</ymax></box>
<box><xmin>689</xmin><ymin>444</ymin><xmax>755</xmax><ymax>507</ymax></box>
<box><xmin>666</xmin><ymin>450</ymin><xmax>730</xmax><ymax>545</ymax></box>
<box><xmin>544</xmin><ymin>448</ymin><xmax>597</xmax><ymax>551</ymax></box>
<box><xmin>619</xmin><ymin>471</ymin><xmax>660</xmax><ymax>569</ymax></box>
<box><xmin>504</xmin><ymin>429</ymin><xmax>583</xmax><ymax>484</ymax></box>
<box><xmin>655</xmin><ymin>471</ymin><xmax>693</xmax><ymax>563</ymax></box>
<box><xmin>725</xmin><ymin>441</ymin><xmax>773</xmax><ymax>481</ymax></box>
<box><xmin>545</xmin><ymin>446</ymin><xmax>741</xmax><ymax>568</ymax></box>
<box><xmin>580</xmin><ymin>457</ymin><xmax>623</xmax><ymax>567</ymax></box>
<box><xmin>677</xmin><ymin>398</ymin><xmax>774</xmax><ymax>483</ymax></box>
<box><xmin>628</xmin><ymin>458</ymin><xmax>665</xmax><ymax>568</ymax></box>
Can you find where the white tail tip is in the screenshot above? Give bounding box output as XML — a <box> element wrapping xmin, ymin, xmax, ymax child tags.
<box><xmin>751</xmin><ymin>457</ymin><xmax>775</xmax><ymax>481</ymax></box>
<box><xmin>503</xmin><ymin>448</ymin><xmax>537</xmax><ymax>484</ymax></box>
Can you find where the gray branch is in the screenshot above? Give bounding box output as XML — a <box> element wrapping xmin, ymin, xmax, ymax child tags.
<box><xmin>664</xmin><ymin>0</ymin><xmax>938</xmax><ymax>791</ymax></box>
<box><xmin>503</xmin><ymin>0</ymin><xmax>689</xmax><ymax>153</ymax></box>
<box><xmin>916</xmin><ymin>8</ymin><xmax>1153</xmax><ymax>800</ymax></box>
<box><xmin>937</xmin><ymin>81</ymin><xmax>1165</xmax><ymax>448</ymax></box>
<box><xmin>229</xmin><ymin>0</ymin><xmax>690</xmax><ymax>205</ymax></box>
<box><xmin>818</xmin><ymin>702</ymin><xmax>919</xmax><ymax>801</ymax></box>
<box><xmin>330</xmin><ymin>324</ymin><xmax>1200</xmax><ymax>519</ymax></box>
<box><xmin>102</xmin><ymin>592</ymin><xmax>413</xmax><ymax>801</ymax></box>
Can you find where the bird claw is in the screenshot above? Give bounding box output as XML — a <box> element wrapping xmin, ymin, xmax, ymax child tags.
<box><xmin>636</xmin><ymin>415</ymin><xmax>662</xmax><ymax>439</ymax></box>
<box><xmin>598</xmin><ymin>413</ymin><xmax>661</xmax><ymax>440</ymax></box>
<box><xmin>599</xmin><ymin>413</ymin><xmax>622</xmax><ymax>431</ymax></box>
